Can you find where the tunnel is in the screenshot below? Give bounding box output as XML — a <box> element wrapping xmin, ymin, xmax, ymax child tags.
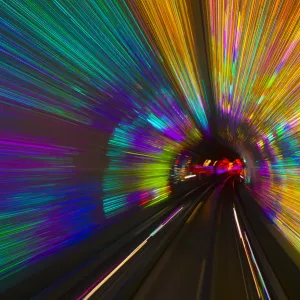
<box><xmin>0</xmin><ymin>1</ymin><xmax>299</xmax><ymax>299</ymax></box>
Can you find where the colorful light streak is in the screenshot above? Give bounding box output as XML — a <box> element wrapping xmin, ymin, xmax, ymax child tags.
<box><xmin>0</xmin><ymin>134</ymin><xmax>98</xmax><ymax>281</ymax></box>
<box><xmin>0</xmin><ymin>0</ymin><xmax>299</xmax><ymax>292</ymax></box>
<box><xmin>233</xmin><ymin>206</ymin><xmax>270</xmax><ymax>299</ymax></box>
<box><xmin>82</xmin><ymin>239</ymin><xmax>148</xmax><ymax>300</ymax></box>
<box><xmin>128</xmin><ymin>0</ymin><xmax>209</xmax><ymax>130</ymax></box>
<box><xmin>103</xmin><ymin>109</ymin><xmax>201</xmax><ymax>217</ymax></box>
<box><xmin>0</xmin><ymin>0</ymin><xmax>206</xmax><ymax>287</ymax></box>
<box><xmin>244</xmin><ymin>233</ymin><xmax>271</xmax><ymax>300</ymax></box>
<box><xmin>81</xmin><ymin>205</ymin><xmax>183</xmax><ymax>299</ymax></box>
<box><xmin>206</xmin><ymin>0</ymin><xmax>300</xmax><ymax>252</ymax></box>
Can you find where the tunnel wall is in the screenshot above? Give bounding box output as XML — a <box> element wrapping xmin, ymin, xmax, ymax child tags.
<box><xmin>0</xmin><ymin>0</ymin><xmax>208</xmax><ymax>291</ymax></box>
<box><xmin>1</xmin><ymin>0</ymin><xmax>299</xmax><ymax>294</ymax></box>
<box><xmin>204</xmin><ymin>0</ymin><xmax>300</xmax><ymax>253</ymax></box>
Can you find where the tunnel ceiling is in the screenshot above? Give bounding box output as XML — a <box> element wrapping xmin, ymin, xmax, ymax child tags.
<box><xmin>0</xmin><ymin>0</ymin><xmax>299</xmax><ymax>287</ymax></box>
<box><xmin>192</xmin><ymin>137</ymin><xmax>240</xmax><ymax>161</ymax></box>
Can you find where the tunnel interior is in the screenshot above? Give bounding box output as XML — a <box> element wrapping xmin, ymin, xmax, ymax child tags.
<box><xmin>0</xmin><ymin>0</ymin><xmax>299</xmax><ymax>299</ymax></box>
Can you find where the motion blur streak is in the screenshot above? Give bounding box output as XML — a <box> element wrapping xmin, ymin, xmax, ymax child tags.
<box><xmin>0</xmin><ymin>0</ymin><xmax>299</xmax><ymax>297</ymax></box>
<box><xmin>184</xmin><ymin>174</ymin><xmax>197</xmax><ymax>179</ymax></box>
<box><xmin>128</xmin><ymin>0</ymin><xmax>209</xmax><ymax>130</ymax></box>
<box><xmin>81</xmin><ymin>205</ymin><xmax>183</xmax><ymax>299</ymax></box>
<box><xmin>244</xmin><ymin>233</ymin><xmax>271</xmax><ymax>300</ymax></box>
<box><xmin>82</xmin><ymin>240</ymin><xmax>147</xmax><ymax>300</ymax></box>
<box><xmin>205</xmin><ymin>0</ymin><xmax>300</xmax><ymax>251</ymax></box>
<box><xmin>1</xmin><ymin>0</ymin><xmax>201</xmax><ymax>283</ymax></box>
<box><xmin>233</xmin><ymin>206</ymin><xmax>263</xmax><ymax>298</ymax></box>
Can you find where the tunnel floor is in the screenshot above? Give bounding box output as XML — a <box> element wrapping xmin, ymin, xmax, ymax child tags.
<box><xmin>132</xmin><ymin>178</ymin><xmax>258</xmax><ymax>300</ymax></box>
<box><xmin>81</xmin><ymin>176</ymin><xmax>286</xmax><ymax>300</ymax></box>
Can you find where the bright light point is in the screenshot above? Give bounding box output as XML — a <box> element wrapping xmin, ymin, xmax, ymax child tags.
<box><xmin>184</xmin><ymin>174</ymin><xmax>196</xmax><ymax>179</ymax></box>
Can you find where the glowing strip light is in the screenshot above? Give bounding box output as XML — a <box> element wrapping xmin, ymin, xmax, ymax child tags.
<box><xmin>1</xmin><ymin>0</ymin><xmax>204</xmax><ymax>282</ymax></box>
<box><xmin>1</xmin><ymin>0</ymin><xmax>299</xmax><ymax>288</ymax></box>
<box><xmin>150</xmin><ymin>206</ymin><xmax>183</xmax><ymax>237</ymax></box>
<box><xmin>82</xmin><ymin>240</ymin><xmax>148</xmax><ymax>299</ymax></box>
<box><xmin>80</xmin><ymin>205</ymin><xmax>184</xmax><ymax>299</ymax></box>
<box><xmin>244</xmin><ymin>233</ymin><xmax>271</xmax><ymax>299</ymax></box>
<box><xmin>205</xmin><ymin>0</ymin><xmax>300</xmax><ymax>252</ymax></box>
<box><xmin>128</xmin><ymin>0</ymin><xmax>209</xmax><ymax>130</ymax></box>
<box><xmin>161</xmin><ymin>206</ymin><xmax>183</xmax><ymax>227</ymax></box>
<box><xmin>233</xmin><ymin>206</ymin><xmax>261</xmax><ymax>298</ymax></box>
<box><xmin>184</xmin><ymin>174</ymin><xmax>197</xmax><ymax>179</ymax></box>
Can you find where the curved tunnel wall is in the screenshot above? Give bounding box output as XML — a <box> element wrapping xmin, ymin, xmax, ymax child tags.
<box><xmin>1</xmin><ymin>0</ymin><xmax>205</xmax><ymax>288</ymax></box>
<box><xmin>0</xmin><ymin>0</ymin><xmax>299</xmax><ymax>291</ymax></box>
<box><xmin>204</xmin><ymin>0</ymin><xmax>300</xmax><ymax>252</ymax></box>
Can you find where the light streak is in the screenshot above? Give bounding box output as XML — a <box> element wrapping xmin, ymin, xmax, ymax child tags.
<box><xmin>128</xmin><ymin>0</ymin><xmax>209</xmax><ymax>130</ymax></box>
<box><xmin>186</xmin><ymin>202</ymin><xmax>203</xmax><ymax>224</ymax></box>
<box><xmin>233</xmin><ymin>207</ymin><xmax>243</xmax><ymax>240</ymax></box>
<box><xmin>161</xmin><ymin>206</ymin><xmax>183</xmax><ymax>227</ymax></box>
<box><xmin>0</xmin><ymin>0</ymin><xmax>299</xmax><ymax>290</ymax></box>
<box><xmin>244</xmin><ymin>233</ymin><xmax>271</xmax><ymax>300</ymax></box>
<box><xmin>81</xmin><ymin>205</ymin><xmax>184</xmax><ymax>299</ymax></box>
<box><xmin>233</xmin><ymin>206</ymin><xmax>261</xmax><ymax>298</ymax></box>
<box><xmin>150</xmin><ymin>206</ymin><xmax>183</xmax><ymax>237</ymax></box>
<box><xmin>205</xmin><ymin>0</ymin><xmax>300</xmax><ymax>252</ymax></box>
<box><xmin>184</xmin><ymin>174</ymin><xmax>197</xmax><ymax>179</ymax></box>
<box><xmin>82</xmin><ymin>240</ymin><xmax>148</xmax><ymax>299</ymax></box>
